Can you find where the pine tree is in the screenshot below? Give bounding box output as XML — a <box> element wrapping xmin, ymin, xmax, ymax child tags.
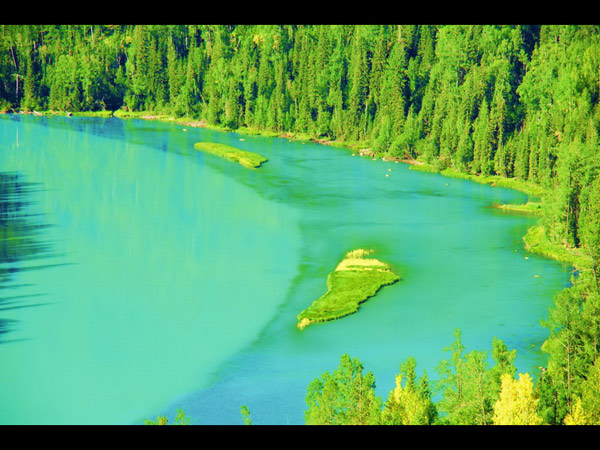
<box><xmin>578</xmin><ymin>173</ymin><xmax>600</xmax><ymax>283</ymax></box>
<box><xmin>578</xmin><ymin>357</ymin><xmax>600</xmax><ymax>424</ymax></box>
<box><xmin>167</xmin><ymin>33</ymin><xmax>184</xmax><ymax>114</ymax></box>
<box><xmin>472</xmin><ymin>98</ymin><xmax>494</xmax><ymax>175</ymax></box>
<box><xmin>346</xmin><ymin>27</ymin><xmax>370</xmax><ymax>141</ymax></box>
<box><xmin>129</xmin><ymin>25</ymin><xmax>151</xmax><ymax>110</ymax></box>
<box><xmin>539</xmin><ymin>278</ymin><xmax>590</xmax><ymax>424</ymax></box>
<box><xmin>488</xmin><ymin>337</ymin><xmax>518</xmax><ymax>397</ymax></box>
<box><xmin>21</xmin><ymin>42</ymin><xmax>39</xmax><ymax>111</ymax></box>
<box><xmin>382</xmin><ymin>38</ymin><xmax>408</xmax><ymax>143</ymax></box>
<box><xmin>381</xmin><ymin>357</ymin><xmax>437</xmax><ymax>425</ymax></box>
<box><xmin>436</xmin><ymin>330</ymin><xmax>517</xmax><ymax>425</ymax></box>
<box><xmin>304</xmin><ymin>354</ymin><xmax>381</xmax><ymax>425</ymax></box>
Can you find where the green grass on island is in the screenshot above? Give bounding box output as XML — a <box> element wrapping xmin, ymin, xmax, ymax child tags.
<box><xmin>193</xmin><ymin>142</ymin><xmax>268</xmax><ymax>169</ymax></box>
<box><xmin>297</xmin><ymin>249</ymin><xmax>400</xmax><ymax>330</ymax></box>
<box><xmin>492</xmin><ymin>201</ymin><xmax>543</xmax><ymax>215</ymax></box>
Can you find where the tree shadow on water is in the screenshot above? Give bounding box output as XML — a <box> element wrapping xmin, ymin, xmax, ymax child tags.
<box><xmin>0</xmin><ymin>172</ymin><xmax>55</xmax><ymax>342</ymax></box>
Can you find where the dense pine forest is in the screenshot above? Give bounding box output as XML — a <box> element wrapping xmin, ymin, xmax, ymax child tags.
<box><xmin>2</xmin><ymin>24</ymin><xmax>600</xmax><ymax>425</ymax></box>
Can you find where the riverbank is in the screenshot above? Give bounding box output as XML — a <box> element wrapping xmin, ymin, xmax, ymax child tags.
<box><xmin>523</xmin><ymin>225</ymin><xmax>592</xmax><ymax>270</ymax></box>
<box><xmin>407</xmin><ymin>163</ymin><xmax>593</xmax><ymax>273</ymax></box>
<box><xmin>296</xmin><ymin>249</ymin><xmax>400</xmax><ymax>330</ymax></box>
<box><xmin>18</xmin><ymin>108</ymin><xmax>581</xmax><ymax>271</ymax></box>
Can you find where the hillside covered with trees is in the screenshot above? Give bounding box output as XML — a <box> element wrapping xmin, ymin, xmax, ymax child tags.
<box><xmin>1</xmin><ymin>24</ymin><xmax>600</xmax><ymax>425</ymax></box>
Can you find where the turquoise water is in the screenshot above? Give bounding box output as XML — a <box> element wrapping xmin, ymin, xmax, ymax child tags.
<box><xmin>0</xmin><ymin>115</ymin><xmax>570</xmax><ymax>425</ymax></box>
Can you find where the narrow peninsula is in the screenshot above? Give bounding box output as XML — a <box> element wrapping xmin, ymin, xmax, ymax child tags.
<box><xmin>297</xmin><ymin>249</ymin><xmax>400</xmax><ymax>330</ymax></box>
<box><xmin>194</xmin><ymin>142</ymin><xmax>268</xmax><ymax>169</ymax></box>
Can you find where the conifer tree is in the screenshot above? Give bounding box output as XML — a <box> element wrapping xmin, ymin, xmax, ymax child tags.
<box><xmin>538</xmin><ymin>277</ymin><xmax>592</xmax><ymax>423</ymax></box>
<box><xmin>436</xmin><ymin>330</ymin><xmax>517</xmax><ymax>425</ymax></box>
<box><xmin>381</xmin><ymin>357</ymin><xmax>437</xmax><ymax>425</ymax></box>
<box><xmin>471</xmin><ymin>99</ymin><xmax>494</xmax><ymax>175</ymax></box>
<box><xmin>346</xmin><ymin>27</ymin><xmax>370</xmax><ymax>141</ymax></box>
<box><xmin>578</xmin><ymin>174</ymin><xmax>600</xmax><ymax>283</ymax></box>
<box><xmin>578</xmin><ymin>357</ymin><xmax>600</xmax><ymax>424</ymax></box>
<box><xmin>304</xmin><ymin>354</ymin><xmax>381</xmax><ymax>425</ymax></box>
<box><xmin>21</xmin><ymin>44</ymin><xmax>39</xmax><ymax>111</ymax></box>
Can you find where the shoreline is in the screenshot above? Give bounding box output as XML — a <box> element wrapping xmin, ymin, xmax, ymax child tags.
<box><xmin>18</xmin><ymin>109</ymin><xmax>584</xmax><ymax>271</ymax></box>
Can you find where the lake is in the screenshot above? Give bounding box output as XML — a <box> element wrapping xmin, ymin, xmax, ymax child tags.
<box><xmin>0</xmin><ymin>115</ymin><xmax>570</xmax><ymax>424</ymax></box>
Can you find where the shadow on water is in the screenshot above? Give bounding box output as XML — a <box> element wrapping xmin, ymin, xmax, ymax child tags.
<box><xmin>6</xmin><ymin>114</ymin><xmax>200</xmax><ymax>159</ymax></box>
<box><xmin>0</xmin><ymin>172</ymin><xmax>56</xmax><ymax>342</ymax></box>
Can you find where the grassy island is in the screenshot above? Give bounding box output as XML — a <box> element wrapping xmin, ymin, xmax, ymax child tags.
<box><xmin>194</xmin><ymin>142</ymin><xmax>268</xmax><ymax>169</ymax></box>
<box><xmin>297</xmin><ymin>249</ymin><xmax>400</xmax><ymax>330</ymax></box>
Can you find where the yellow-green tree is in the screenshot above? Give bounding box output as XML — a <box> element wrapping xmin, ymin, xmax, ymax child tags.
<box><xmin>381</xmin><ymin>357</ymin><xmax>437</xmax><ymax>425</ymax></box>
<box><xmin>563</xmin><ymin>397</ymin><xmax>587</xmax><ymax>425</ymax></box>
<box><xmin>492</xmin><ymin>373</ymin><xmax>543</xmax><ymax>425</ymax></box>
<box><xmin>144</xmin><ymin>415</ymin><xmax>169</xmax><ymax>425</ymax></box>
<box><xmin>144</xmin><ymin>408</ymin><xmax>190</xmax><ymax>425</ymax></box>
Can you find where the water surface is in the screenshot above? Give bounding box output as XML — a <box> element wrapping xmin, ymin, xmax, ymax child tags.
<box><xmin>0</xmin><ymin>115</ymin><xmax>569</xmax><ymax>424</ymax></box>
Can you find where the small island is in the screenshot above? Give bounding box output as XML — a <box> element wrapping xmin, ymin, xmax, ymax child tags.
<box><xmin>297</xmin><ymin>249</ymin><xmax>400</xmax><ymax>330</ymax></box>
<box><xmin>194</xmin><ymin>142</ymin><xmax>268</xmax><ymax>169</ymax></box>
<box><xmin>492</xmin><ymin>201</ymin><xmax>542</xmax><ymax>215</ymax></box>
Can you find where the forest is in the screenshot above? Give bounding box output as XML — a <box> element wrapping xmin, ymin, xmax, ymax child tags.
<box><xmin>1</xmin><ymin>24</ymin><xmax>600</xmax><ymax>425</ymax></box>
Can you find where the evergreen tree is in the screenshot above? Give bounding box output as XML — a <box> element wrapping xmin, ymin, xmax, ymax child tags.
<box><xmin>304</xmin><ymin>354</ymin><xmax>381</xmax><ymax>425</ymax></box>
<box><xmin>345</xmin><ymin>26</ymin><xmax>370</xmax><ymax>141</ymax></box>
<box><xmin>381</xmin><ymin>356</ymin><xmax>437</xmax><ymax>425</ymax></box>
<box><xmin>578</xmin><ymin>174</ymin><xmax>600</xmax><ymax>283</ymax></box>
<box><xmin>538</xmin><ymin>277</ymin><xmax>590</xmax><ymax>423</ymax></box>
<box><xmin>471</xmin><ymin>98</ymin><xmax>494</xmax><ymax>174</ymax></box>
<box><xmin>436</xmin><ymin>330</ymin><xmax>516</xmax><ymax>425</ymax></box>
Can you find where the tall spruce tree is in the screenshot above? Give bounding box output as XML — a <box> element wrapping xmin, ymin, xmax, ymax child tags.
<box><xmin>304</xmin><ymin>354</ymin><xmax>381</xmax><ymax>425</ymax></box>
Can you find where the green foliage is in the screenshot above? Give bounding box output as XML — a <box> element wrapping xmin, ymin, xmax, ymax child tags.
<box><xmin>578</xmin><ymin>174</ymin><xmax>600</xmax><ymax>281</ymax></box>
<box><xmin>435</xmin><ymin>330</ymin><xmax>516</xmax><ymax>425</ymax></box>
<box><xmin>577</xmin><ymin>357</ymin><xmax>600</xmax><ymax>424</ymax></box>
<box><xmin>381</xmin><ymin>357</ymin><xmax>437</xmax><ymax>425</ymax></box>
<box><xmin>144</xmin><ymin>416</ymin><xmax>169</xmax><ymax>425</ymax></box>
<box><xmin>304</xmin><ymin>354</ymin><xmax>382</xmax><ymax>425</ymax></box>
<box><xmin>494</xmin><ymin>201</ymin><xmax>542</xmax><ymax>215</ymax></box>
<box><xmin>538</xmin><ymin>271</ymin><xmax>600</xmax><ymax>424</ymax></box>
<box><xmin>297</xmin><ymin>269</ymin><xmax>399</xmax><ymax>327</ymax></box>
<box><xmin>523</xmin><ymin>225</ymin><xmax>591</xmax><ymax>270</ymax></box>
<box><xmin>144</xmin><ymin>408</ymin><xmax>190</xmax><ymax>425</ymax></box>
<box><xmin>297</xmin><ymin>249</ymin><xmax>400</xmax><ymax>328</ymax></box>
<box><xmin>305</xmin><ymin>333</ymin><xmax>522</xmax><ymax>426</ymax></box>
<box><xmin>240</xmin><ymin>405</ymin><xmax>252</xmax><ymax>425</ymax></box>
<box><xmin>193</xmin><ymin>142</ymin><xmax>268</xmax><ymax>169</ymax></box>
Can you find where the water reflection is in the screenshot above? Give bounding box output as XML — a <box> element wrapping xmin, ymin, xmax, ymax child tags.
<box><xmin>0</xmin><ymin>172</ymin><xmax>53</xmax><ymax>341</ymax></box>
